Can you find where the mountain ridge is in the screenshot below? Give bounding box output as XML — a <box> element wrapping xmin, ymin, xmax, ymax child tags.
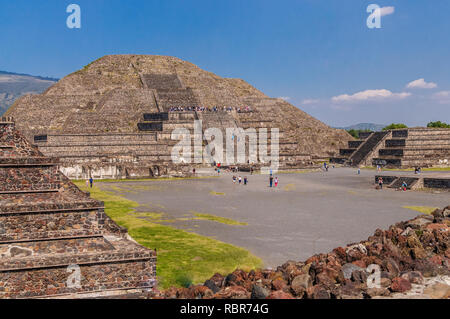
<box><xmin>0</xmin><ymin>71</ymin><xmax>58</xmax><ymax>115</ymax></box>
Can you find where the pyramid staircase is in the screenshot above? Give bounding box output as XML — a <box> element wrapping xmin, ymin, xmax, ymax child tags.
<box><xmin>372</xmin><ymin>128</ymin><xmax>450</xmax><ymax>168</ymax></box>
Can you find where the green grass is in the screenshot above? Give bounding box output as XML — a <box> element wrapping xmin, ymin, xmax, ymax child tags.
<box><xmin>403</xmin><ymin>206</ymin><xmax>439</xmax><ymax>215</ymax></box>
<box><xmin>209</xmin><ymin>191</ymin><xmax>226</xmax><ymax>196</ymax></box>
<box><xmin>192</xmin><ymin>211</ymin><xmax>248</xmax><ymax>226</ymax></box>
<box><xmin>73</xmin><ymin>175</ymin><xmax>219</xmax><ymax>184</ymax></box>
<box><xmin>75</xmin><ymin>182</ymin><xmax>262</xmax><ymax>289</ymax></box>
<box><xmin>362</xmin><ymin>166</ymin><xmax>450</xmax><ymax>172</ymax></box>
<box><xmin>278</xmin><ymin>169</ymin><xmax>317</xmax><ymax>174</ymax></box>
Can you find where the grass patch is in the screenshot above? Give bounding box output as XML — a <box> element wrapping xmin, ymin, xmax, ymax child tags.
<box><xmin>73</xmin><ymin>175</ymin><xmax>219</xmax><ymax>184</ymax></box>
<box><xmin>278</xmin><ymin>169</ymin><xmax>317</xmax><ymax>174</ymax></box>
<box><xmin>362</xmin><ymin>167</ymin><xmax>450</xmax><ymax>172</ymax></box>
<box><xmin>283</xmin><ymin>184</ymin><xmax>296</xmax><ymax>191</ymax></box>
<box><xmin>74</xmin><ymin>182</ymin><xmax>261</xmax><ymax>289</ymax></box>
<box><xmin>192</xmin><ymin>211</ymin><xmax>248</xmax><ymax>226</ymax></box>
<box><xmin>403</xmin><ymin>206</ymin><xmax>439</xmax><ymax>215</ymax></box>
<box><xmin>209</xmin><ymin>191</ymin><xmax>226</xmax><ymax>196</ymax></box>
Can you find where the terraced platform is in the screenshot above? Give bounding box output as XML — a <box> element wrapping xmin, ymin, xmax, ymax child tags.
<box><xmin>0</xmin><ymin>117</ymin><xmax>156</xmax><ymax>299</ymax></box>
<box><xmin>6</xmin><ymin>55</ymin><xmax>350</xmax><ymax>179</ymax></box>
<box><xmin>332</xmin><ymin>128</ymin><xmax>450</xmax><ymax>169</ymax></box>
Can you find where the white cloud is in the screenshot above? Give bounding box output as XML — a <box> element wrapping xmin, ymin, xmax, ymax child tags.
<box><xmin>377</xmin><ymin>6</ymin><xmax>395</xmax><ymax>17</ymax></box>
<box><xmin>301</xmin><ymin>99</ymin><xmax>319</xmax><ymax>105</ymax></box>
<box><xmin>432</xmin><ymin>90</ymin><xmax>450</xmax><ymax>104</ymax></box>
<box><xmin>406</xmin><ymin>78</ymin><xmax>437</xmax><ymax>89</ymax></box>
<box><xmin>331</xmin><ymin>89</ymin><xmax>411</xmax><ymax>103</ymax></box>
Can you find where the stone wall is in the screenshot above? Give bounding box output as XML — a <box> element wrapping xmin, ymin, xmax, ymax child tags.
<box><xmin>0</xmin><ymin>258</ymin><xmax>156</xmax><ymax>298</ymax></box>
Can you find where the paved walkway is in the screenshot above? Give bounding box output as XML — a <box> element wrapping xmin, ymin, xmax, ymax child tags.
<box><xmin>98</xmin><ymin>168</ymin><xmax>450</xmax><ymax>268</ymax></box>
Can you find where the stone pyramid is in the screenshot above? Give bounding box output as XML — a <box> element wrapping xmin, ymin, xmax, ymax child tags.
<box><xmin>6</xmin><ymin>55</ymin><xmax>350</xmax><ymax>178</ymax></box>
<box><xmin>0</xmin><ymin>117</ymin><xmax>156</xmax><ymax>298</ymax></box>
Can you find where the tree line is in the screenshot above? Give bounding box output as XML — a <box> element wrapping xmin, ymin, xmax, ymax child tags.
<box><xmin>346</xmin><ymin>121</ymin><xmax>450</xmax><ymax>138</ymax></box>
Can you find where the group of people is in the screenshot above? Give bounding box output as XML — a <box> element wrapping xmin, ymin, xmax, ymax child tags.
<box><xmin>269</xmin><ymin>175</ymin><xmax>279</xmax><ymax>188</ymax></box>
<box><xmin>168</xmin><ymin>106</ymin><xmax>253</xmax><ymax>113</ymax></box>
<box><xmin>377</xmin><ymin>177</ymin><xmax>408</xmax><ymax>191</ymax></box>
<box><xmin>232</xmin><ymin>175</ymin><xmax>248</xmax><ymax>185</ymax></box>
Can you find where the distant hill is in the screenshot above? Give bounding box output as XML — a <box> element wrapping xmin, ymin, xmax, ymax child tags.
<box><xmin>335</xmin><ymin>123</ymin><xmax>386</xmax><ymax>132</ymax></box>
<box><xmin>0</xmin><ymin>71</ymin><xmax>58</xmax><ymax>115</ymax></box>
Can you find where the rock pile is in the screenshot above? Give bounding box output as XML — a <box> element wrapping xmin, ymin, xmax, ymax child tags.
<box><xmin>156</xmin><ymin>207</ymin><xmax>450</xmax><ymax>299</ymax></box>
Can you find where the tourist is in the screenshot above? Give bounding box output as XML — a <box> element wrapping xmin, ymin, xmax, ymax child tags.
<box><xmin>274</xmin><ymin>177</ymin><xmax>279</xmax><ymax>187</ymax></box>
<box><xmin>85</xmin><ymin>179</ymin><xmax>89</xmax><ymax>188</ymax></box>
<box><xmin>402</xmin><ymin>181</ymin><xmax>408</xmax><ymax>191</ymax></box>
<box><xmin>357</xmin><ymin>168</ymin><xmax>361</xmax><ymax>175</ymax></box>
<box><xmin>193</xmin><ymin>168</ymin><xmax>196</xmax><ymax>175</ymax></box>
<box><xmin>378</xmin><ymin>177</ymin><xmax>383</xmax><ymax>190</ymax></box>
<box><xmin>89</xmin><ymin>177</ymin><xmax>93</xmax><ymax>188</ymax></box>
<box><xmin>244</xmin><ymin>176</ymin><xmax>248</xmax><ymax>185</ymax></box>
<box><xmin>238</xmin><ymin>176</ymin><xmax>242</xmax><ymax>184</ymax></box>
<box><xmin>269</xmin><ymin>175</ymin><xmax>273</xmax><ymax>188</ymax></box>
<box><xmin>232</xmin><ymin>176</ymin><xmax>236</xmax><ymax>184</ymax></box>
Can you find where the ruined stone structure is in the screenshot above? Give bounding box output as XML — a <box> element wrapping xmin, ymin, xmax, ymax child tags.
<box><xmin>0</xmin><ymin>117</ymin><xmax>156</xmax><ymax>298</ymax></box>
<box><xmin>332</xmin><ymin>128</ymin><xmax>450</xmax><ymax>169</ymax></box>
<box><xmin>6</xmin><ymin>55</ymin><xmax>350</xmax><ymax>179</ymax></box>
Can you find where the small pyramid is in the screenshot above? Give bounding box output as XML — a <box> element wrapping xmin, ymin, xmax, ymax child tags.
<box><xmin>0</xmin><ymin>117</ymin><xmax>156</xmax><ymax>298</ymax></box>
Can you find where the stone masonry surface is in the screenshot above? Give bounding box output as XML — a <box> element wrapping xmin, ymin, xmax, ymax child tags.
<box><xmin>0</xmin><ymin>118</ymin><xmax>156</xmax><ymax>299</ymax></box>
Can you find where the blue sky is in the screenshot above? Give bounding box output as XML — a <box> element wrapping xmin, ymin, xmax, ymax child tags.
<box><xmin>1</xmin><ymin>0</ymin><xmax>449</xmax><ymax>127</ymax></box>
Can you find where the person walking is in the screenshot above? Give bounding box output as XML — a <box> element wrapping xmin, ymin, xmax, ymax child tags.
<box><xmin>89</xmin><ymin>177</ymin><xmax>93</xmax><ymax>188</ymax></box>
<box><xmin>244</xmin><ymin>176</ymin><xmax>248</xmax><ymax>185</ymax></box>
<box><xmin>85</xmin><ymin>179</ymin><xmax>89</xmax><ymax>188</ymax></box>
<box><xmin>238</xmin><ymin>176</ymin><xmax>242</xmax><ymax>185</ymax></box>
<box><xmin>274</xmin><ymin>177</ymin><xmax>279</xmax><ymax>187</ymax></box>
<box><xmin>269</xmin><ymin>175</ymin><xmax>273</xmax><ymax>188</ymax></box>
<box><xmin>357</xmin><ymin>168</ymin><xmax>361</xmax><ymax>175</ymax></box>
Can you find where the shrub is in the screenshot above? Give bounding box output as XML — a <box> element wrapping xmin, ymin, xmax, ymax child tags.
<box><xmin>383</xmin><ymin>123</ymin><xmax>408</xmax><ymax>131</ymax></box>
<box><xmin>427</xmin><ymin>121</ymin><xmax>450</xmax><ymax>128</ymax></box>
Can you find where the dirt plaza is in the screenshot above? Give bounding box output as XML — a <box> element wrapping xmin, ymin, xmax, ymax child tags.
<box><xmin>97</xmin><ymin>168</ymin><xmax>450</xmax><ymax>268</ymax></box>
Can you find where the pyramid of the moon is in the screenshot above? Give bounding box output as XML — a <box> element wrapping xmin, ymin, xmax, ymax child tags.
<box><xmin>0</xmin><ymin>117</ymin><xmax>156</xmax><ymax>299</ymax></box>
<box><xmin>6</xmin><ymin>55</ymin><xmax>350</xmax><ymax>179</ymax></box>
